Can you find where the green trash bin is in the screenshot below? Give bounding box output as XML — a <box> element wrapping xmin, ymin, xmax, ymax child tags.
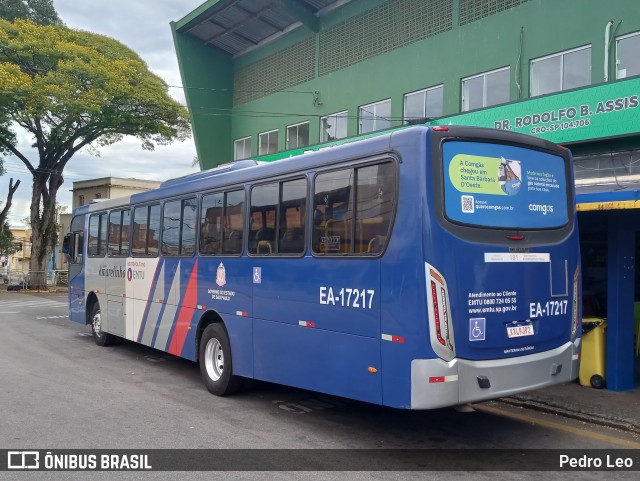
<box><xmin>579</xmin><ymin>318</ymin><xmax>606</xmax><ymax>389</ymax></box>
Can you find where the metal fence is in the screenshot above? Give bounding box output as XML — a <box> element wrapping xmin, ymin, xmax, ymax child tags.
<box><xmin>1</xmin><ymin>269</ymin><xmax>68</xmax><ymax>291</ymax></box>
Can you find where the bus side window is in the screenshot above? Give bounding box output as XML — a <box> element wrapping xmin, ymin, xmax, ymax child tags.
<box><xmin>279</xmin><ymin>179</ymin><xmax>306</xmax><ymax>254</ymax></box>
<box><xmin>356</xmin><ymin>162</ymin><xmax>395</xmax><ymax>255</ymax></box>
<box><xmin>312</xmin><ymin>161</ymin><xmax>395</xmax><ymax>255</ymax></box>
<box><xmin>162</xmin><ymin>198</ymin><xmax>196</xmax><ymax>257</ymax></box>
<box><xmin>313</xmin><ymin>168</ymin><xmax>353</xmax><ymax>254</ymax></box>
<box><xmin>249</xmin><ymin>182</ymin><xmax>278</xmax><ymax>255</ymax></box>
<box><xmin>88</xmin><ymin>213</ymin><xmax>107</xmax><ymax>257</ymax></box>
<box><xmin>312</xmin><ymin>208</ymin><xmax>325</xmax><ymax>252</ymax></box>
<box><xmin>132</xmin><ymin>204</ymin><xmax>160</xmax><ymax>257</ymax></box>
<box><xmin>108</xmin><ymin>209</ymin><xmax>130</xmax><ymax>257</ymax></box>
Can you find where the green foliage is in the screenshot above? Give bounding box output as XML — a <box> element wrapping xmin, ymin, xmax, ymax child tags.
<box><xmin>0</xmin><ymin>219</ymin><xmax>15</xmax><ymax>257</ymax></box>
<box><xmin>0</xmin><ymin>19</ymin><xmax>192</xmax><ymax>281</ymax></box>
<box><xmin>0</xmin><ymin>19</ymin><xmax>191</xmax><ymax>157</ymax></box>
<box><xmin>0</xmin><ymin>0</ymin><xmax>62</xmax><ymax>25</ymax></box>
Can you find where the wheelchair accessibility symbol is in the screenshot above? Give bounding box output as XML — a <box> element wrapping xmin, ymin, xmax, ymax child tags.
<box><xmin>253</xmin><ymin>267</ymin><xmax>262</xmax><ymax>284</ymax></box>
<box><xmin>469</xmin><ymin>318</ymin><xmax>486</xmax><ymax>341</ymax></box>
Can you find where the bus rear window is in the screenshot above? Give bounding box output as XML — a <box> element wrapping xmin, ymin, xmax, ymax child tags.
<box><xmin>442</xmin><ymin>141</ymin><xmax>569</xmax><ymax>229</ymax></box>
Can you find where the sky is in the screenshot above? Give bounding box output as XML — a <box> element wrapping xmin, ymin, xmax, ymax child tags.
<box><xmin>1</xmin><ymin>0</ymin><xmax>206</xmax><ymax>227</ymax></box>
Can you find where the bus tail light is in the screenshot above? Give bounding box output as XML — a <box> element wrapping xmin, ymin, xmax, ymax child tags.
<box><xmin>571</xmin><ymin>267</ymin><xmax>580</xmax><ymax>341</ymax></box>
<box><xmin>426</xmin><ymin>263</ymin><xmax>456</xmax><ymax>361</ymax></box>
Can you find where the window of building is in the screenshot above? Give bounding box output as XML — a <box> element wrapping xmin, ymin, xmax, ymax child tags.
<box><xmin>161</xmin><ymin>198</ymin><xmax>197</xmax><ymax>256</ymax></box>
<box><xmin>249</xmin><ymin>178</ymin><xmax>307</xmax><ymax>255</ymax></box>
<box><xmin>78</xmin><ymin>195</ymin><xmax>85</xmax><ymax>206</ymax></box>
<box><xmin>616</xmin><ymin>32</ymin><xmax>640</xmax><ymax>79</ymax></box>
<box><xmin>320</xmin><ymin>111</ymin><xmax>348</xmax><ymax>142</ymax></box>
<box><xmin>259</xmin><ymin>129</ymin><xmax>279</xmax><ymax>155</ymax></box>
<box><xmin>87</xmin><ymin>213</ymin><xmax>107</xmax><ymax>257</ymax></box>
<box><xmin>131</xmin><ymin>204</ymin><xmax>161</xmax><ymax>257</ymax></box>
<box><xmin>95</xmin><ymin>193</ymin><xmax>102</xmax><ymax>199</ymax></box>
<box><xmin>574</xmin><ymin>150</ymin><xmax>640</xmax><ymax>182</ymax></box>
<box><xmin>359</xmin><ymin>99</ymin><xmax>391</xmax><ymax>134</ymax></box>
<box><xmin>312</xmin><ymin>161</ymin><xmax>396</xmax><ymax>255</ymax></box>
<box><xmin>200</xmin><ymin>189</ymin><xmax>245</xmax><ymax>255</ymax></box>
<box><xmin>286</xmin><ymin>121</ymin><xmax>310</xmax><ymax>150</ymax></box>
<box><xmin>234</xmin><ymin>137</ymin><xmax>252</xmax><ymax>160</ymax></box>
<box><xmin>530</xmin><ymin>46</ymin><xmax>591</xmax><ymax>97</ymax></box>
<box><xmin>107</xmin><ymin>209</ymin><xmax>130</xmax><ymax>257</ymax></box>
<box><xmin>404</xmin><ymin>85</ymin><xmax>444</xmax><ymax>123</ymax></box>
<box><xmin>462</xmin><ymin>67</ymin><xmax>510</xmax><ymax>111</ymax></box>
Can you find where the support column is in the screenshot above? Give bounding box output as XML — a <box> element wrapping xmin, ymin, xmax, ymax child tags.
<box><xmin>606</xmin><ymin>211</ymin><xmax>635</xmax><ymax>390</ymax></box>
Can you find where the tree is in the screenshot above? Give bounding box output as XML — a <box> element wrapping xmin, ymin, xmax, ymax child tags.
<box><xmin>0</xmin><ymin>219</ymin><xmax>15</xmax><ymax>259</ymax></box>
<box><xmin>0</xmin><ymin>20</ymin><xmax>191</xmax><ymax>288</ymax></box>
<box><xmin>0</xmin><ymin>1</ymin><xmax>54</xmax><ymax>237</ymax></box>
<box><xmin>0</xmin><ymin>176</ymin><xmax>20</xmax><ymax>227</ymax></box>
<box><xmin>0</xmin><ymin>0</ymin><xmax>62</xmax><ymax>25</ymax></box>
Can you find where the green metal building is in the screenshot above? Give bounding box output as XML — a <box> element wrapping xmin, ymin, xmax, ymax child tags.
<box><xmin>172</xmin><ymin>0</ymin><xmax>639</xmax><ymax>167</ymax></box>
<box><xmin>172</xmin><ymin>0</ymin><xmax>640</xmax><ymax>390</ymax></box>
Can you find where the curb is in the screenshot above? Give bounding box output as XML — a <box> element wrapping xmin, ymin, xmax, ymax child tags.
<box><xmin>500</xmin><ymin>395</ymin><xmax>640</xmax><ymax>436</ymax></box>
<box><xmin>0</xmin><ymin>289</ymin><xmax>67</xmax><ymax>295</ymax></box>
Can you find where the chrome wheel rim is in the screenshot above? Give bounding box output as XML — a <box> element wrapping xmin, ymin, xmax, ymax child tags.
<box><xmin>204</xmin><ymin>338</ymin><xmax>224</xmax><ymax>382</ymax></box>
<box><xmin>92</xmin><ymin>310</ymin><xmax>102</xmax><ymax>337</ymax></box>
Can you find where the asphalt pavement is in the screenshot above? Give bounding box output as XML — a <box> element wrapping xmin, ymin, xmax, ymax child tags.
<box><xmin>3</xmin><ymin>287</ymin><xmax>639</xmax><ymax>438</ymax></box>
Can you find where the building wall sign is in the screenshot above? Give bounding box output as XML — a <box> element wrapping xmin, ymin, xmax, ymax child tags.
<box><xmin>431</xmin><ymin>77</ymin><xmax>640</xmax><ymax>144</ymax></box>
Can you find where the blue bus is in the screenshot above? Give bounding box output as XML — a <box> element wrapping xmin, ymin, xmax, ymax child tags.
<box><xmin>64</xmin><ymin>125</ymin><xmax>581</xmax><ymax>409</ymax></box>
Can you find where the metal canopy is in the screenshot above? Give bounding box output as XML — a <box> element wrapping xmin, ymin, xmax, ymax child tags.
<box><xmin>183</xmin><ymin>0</ymin><xmax>350</xmax><ymax>57</ymax></box>
<box><xmin>576</xmin><ymin>183</ymin><xmax>640</xmax><ymax>211</ymax></box>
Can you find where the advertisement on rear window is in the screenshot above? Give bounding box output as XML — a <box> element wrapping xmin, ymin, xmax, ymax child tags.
<box><xmin>443</xmin><ymin>141</ymin><xmax>568</xmax><ymax>228</ymax></box>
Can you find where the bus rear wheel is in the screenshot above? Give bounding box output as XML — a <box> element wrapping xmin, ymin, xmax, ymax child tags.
<box><xmin>90</xmin><ymin>302</ymin><xmax>115</xmax><ymax>347</ymax></box>
<box><xmin>199</xmin><ymin>323</ymin><xmax>243</xmax><ymax>396</ymax></box>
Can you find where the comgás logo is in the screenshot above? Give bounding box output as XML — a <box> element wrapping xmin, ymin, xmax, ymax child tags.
<box><xmin>529</xmin><ymin>204</ymin><xmax>554</xmax><ymax>215</ymax></box>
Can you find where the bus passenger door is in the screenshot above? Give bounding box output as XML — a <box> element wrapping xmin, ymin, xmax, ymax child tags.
<box><xmin>67</xmin><ymin>215</ymin><xmax>86</xmax><ymax>324</ymax></box>
<box><xmin>105</xmin><ymin>262</ymin><xmax>126</xmax><ymax>337</ymax></box>
<box><xmin>105</xmin><ymin>209</ymin><xmax>131</xmax><ymax>337</ymax></box>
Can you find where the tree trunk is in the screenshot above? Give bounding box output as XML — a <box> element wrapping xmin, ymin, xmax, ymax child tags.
<box><xmin>0</xmin><ymin>178</ymin><xmax>21</xmax><ymax>227</ymax></box>
<box><xmin>28</xmin><ymin>169</ymin><xmax>63</xmax><ymax>290</ymax></box>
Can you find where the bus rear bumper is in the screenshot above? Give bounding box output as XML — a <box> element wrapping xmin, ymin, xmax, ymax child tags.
<box><xmin>410</xmin><ymin>339</ymin><xmax>581</xmax><ymax>409</ymax></box>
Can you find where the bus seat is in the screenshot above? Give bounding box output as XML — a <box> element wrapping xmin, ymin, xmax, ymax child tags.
<box><xmin>367</xmin><ymin>235</ymin><xmax>386</xmax><ymax>253</ymax></box>
<box><xmin>280</xmin><ymin>229</ymin><xmax>304</xmax><ymax>253</ymax></box>
<box><xmin>255</xmin><ymin>227</ymin><xmax>275</xmax><ymax>242</ymax></box>
<box><xmin>223</xmin><ymin>230</ymin><xmax>242</xmax><ymax>254</ymax></box>
<box><xmin>257</xmin><ymin>240</ymin><xmax>272</xmax><ymax>254</ymax></box>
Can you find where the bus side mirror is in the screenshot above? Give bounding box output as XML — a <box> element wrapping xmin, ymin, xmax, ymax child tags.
<box><xmin>62</xmin><ymin>233</ymin><xmax>71</xmax><ymax>255</ymax></box>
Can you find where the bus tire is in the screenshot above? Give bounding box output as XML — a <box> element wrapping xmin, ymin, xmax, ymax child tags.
<box><xmin>90</xmin><ymin>301</ymin><xmax>115</xmax><ymax>347</ymax></box>
<box><xmin>199</xmin><ymin>323</ymin><xmax>243</xmax><ymax>396</ymax></box>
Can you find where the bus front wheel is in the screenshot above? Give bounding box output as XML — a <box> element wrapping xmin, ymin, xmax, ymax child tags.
<box><xmin>199</xmin><ymin>323</ymin><xmax>243</xmax><ymax>396</ymax></box>
<box><xmin>90</xmin><ymin>302</ymin><xmax>115</xmax><ymax>347</ymax></box>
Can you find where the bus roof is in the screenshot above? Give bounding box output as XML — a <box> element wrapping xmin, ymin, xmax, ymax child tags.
<box><xmin>72</xmin><ymin>124</ymin><xmax>562</xmax><ymax>216</ymax></box>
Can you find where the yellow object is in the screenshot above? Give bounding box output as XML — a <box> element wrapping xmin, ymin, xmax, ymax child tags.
<box><xmin>579</xmin><ymin>318</ymin><xmax>606</xmax><ymax>388</ymax></box>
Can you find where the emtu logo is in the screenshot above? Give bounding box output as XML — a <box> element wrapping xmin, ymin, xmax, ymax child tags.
<box><xmin>7</xmin><ymin>451</ymin><xmax>39</xmax><ymax>469</ymax></box>
<box><xmin>528</xmin><ymin>204</ymin><xmax>554</xmax><ymax>215</ymax></box>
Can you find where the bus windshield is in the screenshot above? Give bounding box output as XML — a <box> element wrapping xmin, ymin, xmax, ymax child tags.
<box><xmin>442</xmin><ymin>140</ymin><xmax>569</xmax><ymax>229</ymax></box>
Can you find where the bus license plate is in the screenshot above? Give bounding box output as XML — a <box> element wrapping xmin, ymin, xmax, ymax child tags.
<box><xmin>506</xmin><ymin>323</ymin><xmax>534</xmax><ymax>338</ymax></box>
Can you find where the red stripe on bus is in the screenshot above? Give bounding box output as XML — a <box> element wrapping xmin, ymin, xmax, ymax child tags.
<box><xmin>429</xmin><ymin>376</ymin><xmax>445</xmax><ymax>383</ymax></box>
<box><xmin>168</xmin><ymin>260</ymin><xmax>198</xmax><ymax>357</ymax></box>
